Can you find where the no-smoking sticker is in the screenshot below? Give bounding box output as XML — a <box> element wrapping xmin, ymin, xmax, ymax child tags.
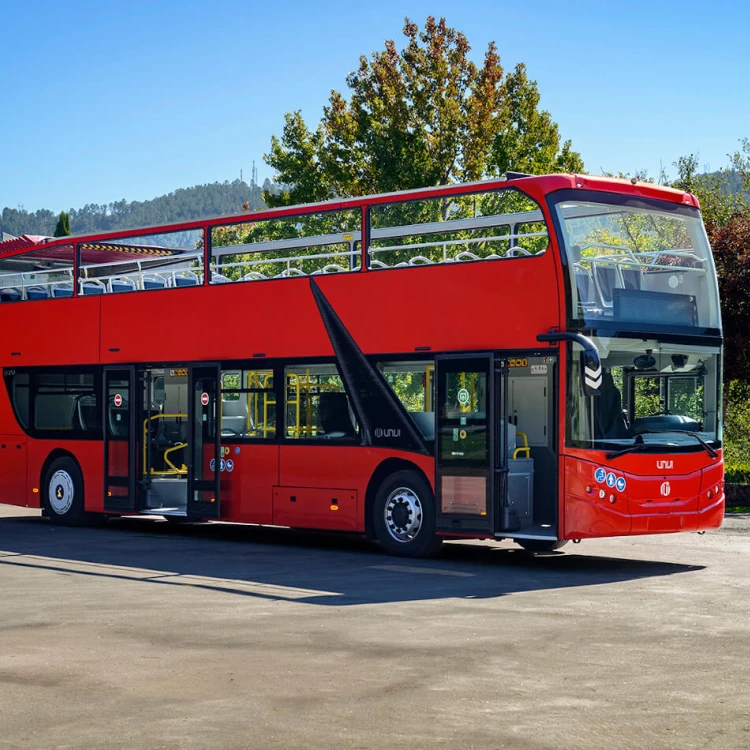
<box><xmin>201</xmin><ymin>392</ymin><xmax>209</xmax><ymax>406</ymax></box>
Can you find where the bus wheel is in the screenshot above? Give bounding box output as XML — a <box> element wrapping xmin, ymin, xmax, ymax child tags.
<box><xmin>518</xmin><ymin>539</ymin><xmax>568</xmax><ymax>553</ymax></box>
<box><xmin>373</xmin><ymin>470</ymin><xmax>442</xmax><ymax>558</ymax></box>
<box><xmin>44</xmin><ymin>457</ymin><xmax>86</xmax><ymax>526</ymax></box>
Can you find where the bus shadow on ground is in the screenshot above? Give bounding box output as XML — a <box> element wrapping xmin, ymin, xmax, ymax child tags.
<box><xmin>0</xmin><ymin>513</ymin><xmax>704</xmax><ymax>606</ymax></box>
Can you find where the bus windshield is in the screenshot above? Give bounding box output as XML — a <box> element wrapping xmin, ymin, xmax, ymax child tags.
<box><xmin>568</xmin><ymin>336</ymin><xmax>721</xmax><ymax>452</ymax></box>
<box><xmin>553</xmin><ymin>196</ymin><xmax>721</xmax><ymax>332</ymax></box>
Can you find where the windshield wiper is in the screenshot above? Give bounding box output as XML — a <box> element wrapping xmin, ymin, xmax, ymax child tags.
<box><xmin>635</xmin><ymin>429</ymin><xmax>718</xmax><ymax>458</ymax></box>
<box><xmin>606</xmin><ymin>434</ymin><xmax>647</xmax><ymax>460</ymax></box>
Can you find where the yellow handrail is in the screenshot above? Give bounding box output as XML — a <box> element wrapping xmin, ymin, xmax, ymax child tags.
<box><xmin>163</xmin><ymin>443</ymin><xmax>188</xmax><ymax>474</ymax></box>
<box><xmin>143</xmin><ymin>413</ymin><xmax>187</xmax><ymax>476</ymax></box>
<box><xmin>513</xmin><ymin>431</ymin><xmax>531</xmax><ymax>459</ymax></box>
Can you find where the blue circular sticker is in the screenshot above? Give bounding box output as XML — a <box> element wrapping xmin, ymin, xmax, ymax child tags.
<box><xmin>219</xmin><ymin>458</ymin><xmax>226</xmax><ymax>472</ymax></box>
<box><xmin>594</xmin><ymin>468</ymin><xmax>607</xmax><ymax>483</ymax></box>
<box><xmin>234</xmin><ymin>447</ymin><xmax>240</xmax><ymax>455</ymax></box>
<box><xmin>615</xmin><ymin>476</ymin><xmax>626</xmax><ymax>492</ymax></box>
<box><xmin>226</xmin><ymin>459</ymin><xmax>234</xmax><ymax>473</ymax></box>
<box><xmin>210</xmin><ymin>458</ymin><xmax>216</xmax><ymax>471</ymax></box>
<box><xmin>606</xmin><ymin>472</ymin><xmax>616</xmax><ymax>488</ymax></box>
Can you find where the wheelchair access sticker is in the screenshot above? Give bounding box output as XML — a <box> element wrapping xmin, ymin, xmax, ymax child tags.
<box><xmin>594</xmin><ymin>468</ymin><xmax>606</xmax><ymax>483</ymax></box>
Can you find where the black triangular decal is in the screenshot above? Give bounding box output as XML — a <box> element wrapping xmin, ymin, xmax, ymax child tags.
<box><xmin>310</xmin><ymin>278</ymin><xmax>428</xmax><ymax>454</ymax></box>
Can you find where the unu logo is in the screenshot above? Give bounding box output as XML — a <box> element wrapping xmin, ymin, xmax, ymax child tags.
<box><xmin>656</xmin><ymin>460</ymin><xmax>673</xmax><ymax>470</ymax></box>
<box><xmin>660</xmin><ymin>481</ymin><xmax>671</xmax><ymax>497</ymax></box>
<box><xmin>374</xmin><ymin>427</ymin><xmax>401</xmax><ymax>439</ymax></box>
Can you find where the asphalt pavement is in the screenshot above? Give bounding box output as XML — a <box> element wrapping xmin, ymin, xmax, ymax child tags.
<box><xmin>1</xmin><ymin>505</ymin><xmax>749</xmax><ymax>749</ymax></box>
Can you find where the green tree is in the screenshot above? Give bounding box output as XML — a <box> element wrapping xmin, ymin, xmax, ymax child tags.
<box><xmin>707</xmin><ymin>213</ymin><xmax>750</xmax><ymax>382</ymax></box>
<box><xmin>672</xmin><ymin>141</ymin><xmax>750</xmax><ymax>229</ymax></box>
<box><xmin>53</xmin><ymin>210</ymin><xmax>71</xmax><ymax>237</ymax></box>
<box><xmin>264</xmin><ymin>17</ymin><xmax>582</xmax><ymax>207</ymax></box>
<box><xmin>492</xmin><ymin>64</ymin><xmax>583</xmax><ymax>176</ymax></box>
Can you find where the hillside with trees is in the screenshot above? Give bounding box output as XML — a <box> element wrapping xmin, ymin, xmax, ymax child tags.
<box><xmin>0</xmin><ymin>179</ymin><xmax>271</xmax><ymax>238</ymax></box>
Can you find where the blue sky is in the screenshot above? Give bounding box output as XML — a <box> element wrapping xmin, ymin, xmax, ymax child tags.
<box><xmin>1</xmin><ymin>0</ymin><xmax>748</xmax><ymax>213</ymax></box>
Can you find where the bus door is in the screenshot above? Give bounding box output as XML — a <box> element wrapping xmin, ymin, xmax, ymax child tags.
<box><xmin>434</xmin><ymin>355</ymin><xmax>505</xmax><ymax>536</ymax></box>
<box><xmin>103</xmin><ymin>367</ymin><xmax>137</xmax><ymax>512</ymax></box>
<box><xmin>187</xmin><ymin>364</ymin><xmax>221</xmax><ymax>519</ymax></box>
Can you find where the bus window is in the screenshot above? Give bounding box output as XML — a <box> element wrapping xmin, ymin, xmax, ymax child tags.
<box><xmin>368</xmin><ymin>188</ymin><xmax>547</xmax><ymax>269</ymax></box>
<box><xmin>78</xmin><ymin>229</ymin><xmax>204</xmax><ymax>294</ymax></box>
<box><xmin>32</xmin><ymin>370</ymin><xmax>99</xmax><ymax>436</ymax></box>
<box><xmin>284</xmin><ymin>365</ymin><xmax>358</xmax><ymax>440</ymax></box>
<box><xmin>378</xmin><ymin>361</ymin><xmax>435</xmax><ymax>440</ymax></box>
<box><xmin>0</xmin><ymin>245</ymin><xmax>75</xmax><ymax>301</ymax></box>
<box><xmin>4</xmin><ymin>371</ymin><xmax>30</xmax><ymax>429</ymax></box>
<box><xmin>211</xmin><ymin>209</ymin><xmax>361</xmax><ymax>282</ymax></box>
<box><xmin>221</xmin><ymin>369</ymin><xmax>275</xmax><ymax>439</ymax></box>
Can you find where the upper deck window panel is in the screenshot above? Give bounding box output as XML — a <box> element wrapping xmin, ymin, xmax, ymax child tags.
<box><xmin>210</xmin><ymin>209</ymin><xmax>361</xmax><ymax>283</ymax></box>
<box><xmin>0</xmin><ymin>244</ymin><xmax>75</xmax><ymax>301</ymax></box>
<box><xmin>367</xmin><ymin>188</ymin><xmax>548</xmax><ymax>269</ymax></box>
<box><xmin>554</xmin><ymin>197</ymin><xmax>721</xmax><ymax>331</ymax></box>
<box><xmin>79</xmin><ymin>229</ymin><xmax>204</xmax><ymax>294</ymax></box>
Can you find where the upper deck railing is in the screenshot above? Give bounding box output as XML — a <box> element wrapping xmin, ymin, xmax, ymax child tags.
<box><xmin>0</xmin><ymin>174</ymin><xmax>701</xmax><ymax>304</ymax></box>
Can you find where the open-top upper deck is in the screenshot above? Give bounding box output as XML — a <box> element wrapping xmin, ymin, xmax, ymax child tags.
<box><xmin>0</xmin><ymin>173</ymin><xmax>699</xmax><ymax>301</ymax></box>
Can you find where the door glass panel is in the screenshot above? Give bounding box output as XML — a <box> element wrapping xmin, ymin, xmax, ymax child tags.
<box><xmin>437</xmin><ymin>361</ymin><xmax>491</xmax><ymax>519</ymax></box>
<box><xmin>104</xmin><ymin>369</ymin><xmax>135</xmax><ymax>512</ymax></box>
<box><xmin>189</xmin><ymin>366</ymin><xmax>220</xmax><ymax>517</ymax></box>
<box><xmin>439</xmin><ymin>370</ymin><xmax>488</xmax><ymax>467</ymax></box>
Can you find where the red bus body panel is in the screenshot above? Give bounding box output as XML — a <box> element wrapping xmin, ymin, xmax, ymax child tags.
<box><xmin>0</xmin><ymin>174</ymin><xmax>722</xmax><ymax>542</ymax></box>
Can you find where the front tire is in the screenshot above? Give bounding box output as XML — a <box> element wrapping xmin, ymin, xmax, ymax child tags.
<box><xmin>373</xmin><ymin>470</ymin><xmax>442</xmax><ymax>558</ymax></box>
<box><xmin>44</xmin><ymin>456</ymin><xmax>86</xmax><ymax>526</ymax></box>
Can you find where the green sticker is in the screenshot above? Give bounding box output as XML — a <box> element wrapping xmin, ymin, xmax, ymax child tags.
<box><xmin>457</xmin><ymin>388</ymin><xmax>470</xmax><ymax>405</ymax></box>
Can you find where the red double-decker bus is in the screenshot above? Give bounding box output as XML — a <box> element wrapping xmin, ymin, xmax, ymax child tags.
<box><xmin>0</xmin><ymin>173</ymin><xmax>724</xmax><ymax>556</ymax></box>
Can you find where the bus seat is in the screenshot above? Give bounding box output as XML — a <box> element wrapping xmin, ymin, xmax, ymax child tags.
<box><xmin>0</xmin><ymin>287</ymin><xmax>22</xmax><ymax>302</ymax></box>
<box><xmin>81</xmin><ymin>280</ymin><xmax>106</xmax><ymax>296</ymax></box>
<box><xmin>173</xmin><ymin>271</ymin><xmax>200</xmax><ymax>287</ymax></box>
<box><xmin>591</xmin><ymin>263</ymin><xmax>617</xmax><ymax>307</ymax></box>
<box><xmin>109</xmin><ymin>276</ymin><xmax>137</xmax><ymax>293</ymax></box>
<box><xmin>573</xmin><ymin>264</ymin><xmax>597</xmax><ymax>309</ymax></box>
<box><xmin>142</xmin><ymin>274</ymin><xmax>168</xmax><ymax>290</ymax></box>
<box><xmin>455</xmin><ymin>251</ymin><xmax>480</xmax><ymax>261</ymax></box>
<box><xmin>319</xmin><ymin>392</ymin><xmax>356</xmax><ymax>438</ymax></box>
<box><xmin>621</xmin><ymin>268</ymin><xmax>642</xmax><ymax>290</ymax></box>
<box><xmin>26</xmin><ymin>286</ymin><xmax>49</xmax><ymax>300</ymax></box>
<box><xmin>77</xmin><ymin>395</ymin><xmax>98</xmax><ymax>432</ymax></box>
<box><xmin>51</xmin><ymin>284</ymin><xmax>74</xmax><ymax>298</ymax></box>
<box><xmin>241</xmin><ymin>272</ymin><xmax>267</xmax><ymax>281</ymax></box>
<box><xmin>210</xmin><ymin>273</ymin><xmax>232</xmax><ymax>284</ymax></box>
<box><xmin>594</xmin><ymin>371</ymin><xmax>629</xmax><ymax>439</ymax></box>
<box><xmin>221</xmin><ymin>396</ymin><xmax>249</xmax><ymax>437</ymax></box>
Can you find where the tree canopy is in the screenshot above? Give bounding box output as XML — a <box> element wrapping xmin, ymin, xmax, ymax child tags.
<box><xmin>672</xmin><ymin>140</ymin><xmax>750</xmax><ymax>229</ymax></box>
<box><xmin>53</xmin><ymin>211</ymin><xmax>71</xmax><ymax>237</ymax></box>
<box><xmin>263</xmin><ymin>17</ymin><xmax>582</xmax><ymax>207</ymax></box>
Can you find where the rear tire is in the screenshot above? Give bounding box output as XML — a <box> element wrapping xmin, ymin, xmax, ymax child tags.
<box><xmin>518</xmin><ymin>539</ymin><xmax>568</xmax><ymax>553</ymax></box>
<box><xmin>373</xmin><ymin>470</ymin><xmax>442</xmax><ymax>558</ymax></box>
<box><xmin>44</xmin><ymin>456</ymin><xmax>86</xmax><ymax>526</ymax></box>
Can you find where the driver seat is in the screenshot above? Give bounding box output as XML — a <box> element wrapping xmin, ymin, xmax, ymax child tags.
<box><xmin>594</xmin><ymin>371</ymin><xmax>629</xmax><ymax>439</ymax></box>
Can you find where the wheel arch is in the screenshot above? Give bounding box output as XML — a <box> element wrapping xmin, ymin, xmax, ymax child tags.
<box><xmin>364</xmin><ymin>457</ymin><xmax>432</xmax><ymax>539</ymax></box>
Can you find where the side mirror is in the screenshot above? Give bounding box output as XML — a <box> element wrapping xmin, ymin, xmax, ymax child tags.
<box><xmin>536</xmin><ymin>330</ymin><xmax>602</xmax><ymax>396</ymax></box>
